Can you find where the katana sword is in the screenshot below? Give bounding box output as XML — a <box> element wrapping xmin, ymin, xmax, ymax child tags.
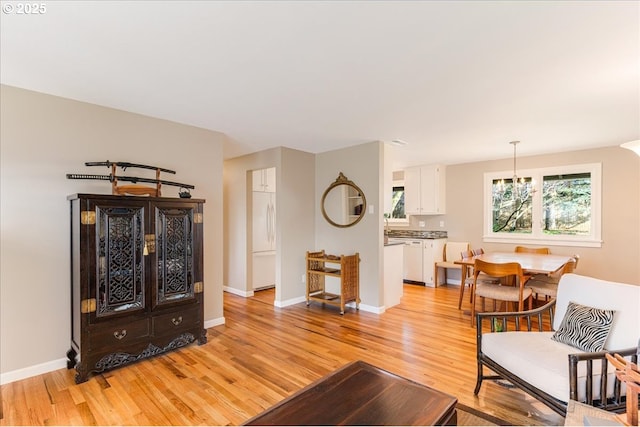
<box><xmin>66</xmin><ymin>173</ymin><xmax>194</xmax><ymax>189</ymax></box>
<box><xmin>84</xmin><ymin>161</ymin><xmax>176</xmax><ymax>174</ymax></box>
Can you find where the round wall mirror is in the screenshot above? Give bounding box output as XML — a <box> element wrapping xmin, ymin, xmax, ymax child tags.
<box><xmin>321</xmin><ymin>172</ymin><xmax>367</xmax><ymax>228</ymax></box>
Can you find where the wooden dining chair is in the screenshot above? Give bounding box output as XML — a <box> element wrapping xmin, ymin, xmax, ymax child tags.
<box><xmin>514</xmin><ymin>246</ymin><xmax>551</xmax><ymax>254</ymax></box>
<box><xmin>434</xmin><ymin>241</ymin><xmax>469</xmax><ymax>286</ymax></box>
<box><xmin>470</xmin><ymin>259</ymin><xmax>532</xmax><ymax>326</ymax></box>
<box><xmin>457</xmin><ymin>249</ymin><xmax>499</xmax><ymax>309</ymax></box>
<box><xmin>527</xmin><ymin>254</ymin><xmax>580</xmax><ymax>300</ymax></box>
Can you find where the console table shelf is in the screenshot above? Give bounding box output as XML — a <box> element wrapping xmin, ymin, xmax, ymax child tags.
<box><xmin>306</xmin><ymin>250</ymin><xmax>360</xmax><ymax>315</ymax></box>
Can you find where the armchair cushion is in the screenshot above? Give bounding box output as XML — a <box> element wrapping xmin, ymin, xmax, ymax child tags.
<box><xmin>551</xmin><ymin>301</ymin><xmax>615</xmax><ymax>352</ymax></box>
<box><xmin>482</xmin><ymin>331</ymin><xmax>620</xmax><ymax>402</ymax></box>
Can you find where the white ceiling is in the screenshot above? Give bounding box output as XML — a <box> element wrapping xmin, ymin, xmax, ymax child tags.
<box><xmin>1</xmin><ymin>1</ymin><xmax>638</xmax><ymax>168</ymax></box>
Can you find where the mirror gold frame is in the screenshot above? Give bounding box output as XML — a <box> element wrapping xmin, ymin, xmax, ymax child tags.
<box><xmin>321</xmin><ymin>172</ymin><xmax>367</xmax><ymax>228</ymax></box>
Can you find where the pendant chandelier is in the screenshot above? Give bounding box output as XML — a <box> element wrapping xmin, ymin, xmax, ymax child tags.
<box><xmin>498</xmin><ymin>140</ymin><xmax>536</xmax><ymax>201</ymax></box>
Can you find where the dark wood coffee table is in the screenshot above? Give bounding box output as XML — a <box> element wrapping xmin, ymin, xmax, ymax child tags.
<box><xmin>244</xmin><ymin>360</ymin><xmax>458</xmax><ymax>426</ymax></box>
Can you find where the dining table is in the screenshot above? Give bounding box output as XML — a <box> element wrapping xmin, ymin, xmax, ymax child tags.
<box><xmin>454</xmin><ymin>252</ymin><xmax>574</xmax><ymax>312</ymax></box>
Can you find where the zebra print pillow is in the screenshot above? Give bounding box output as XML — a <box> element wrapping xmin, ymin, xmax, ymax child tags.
<box><xmin>551</xmin><ymin>301</ymin><xmax>615</xmax><ymax>352</ymax></box>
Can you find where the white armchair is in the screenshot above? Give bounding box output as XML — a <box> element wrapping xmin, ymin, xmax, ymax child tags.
<box><xmin>475</xmin><ymin>273</ymin><xmax>640</xmax><ymax>415</ymax></box>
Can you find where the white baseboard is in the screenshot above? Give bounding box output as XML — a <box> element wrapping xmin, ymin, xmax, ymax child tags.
<box><xmin>1</xmin><ymin>357</ymin><xmax>68</xmax><ymax>385</ymax></box>
<box><xmin>205</xmin><ymin>316</ymin><xmax>225</xmax><ymax>329</ymax></box>
<box><xmin>356</xmin><ymin>302</ymin><xmax>384</xmax><ymax>314</ymax></box>
<box><xmin>223</xmin><ymin>286</ymin><xmax>253</xmax><ymax>297</ymax></box>
<box><xmin>274</xmin><ymin>295</ymin><xmax>306</xmax><ymax>307</ymax></box>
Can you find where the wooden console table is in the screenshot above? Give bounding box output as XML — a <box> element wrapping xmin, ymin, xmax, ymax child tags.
<box><xmin>244</xmin><ymin>360</ymin><xmax>458</xmax><ymax>426</ymax></box>
<box><xmin>306</xmin><ymin>250</ymin><xmax>360</xmax><ymax>315</ymax></box>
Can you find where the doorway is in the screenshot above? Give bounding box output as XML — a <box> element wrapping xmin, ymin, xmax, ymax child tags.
<box><xmin>251</xmin><ymin>167</ymin><xmax>276</xmax><ymax>298</ymax></box>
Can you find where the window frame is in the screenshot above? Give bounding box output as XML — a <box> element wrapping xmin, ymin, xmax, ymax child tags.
<box><xmin>483</xmin><ymin>163</ymin><xmax>602</xmax><ymax>248</ymax></box>
<box><xmin>387</xmin><ymin>178</ymin><xmax>409</xmax><ymax>225</ymax></box>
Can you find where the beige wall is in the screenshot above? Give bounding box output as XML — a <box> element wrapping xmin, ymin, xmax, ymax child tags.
<box><xmin>410</xmin><ymin>147</ymin><xmax>640</xmax><ymax>284</ymax></box>
<box><xmin>315</xmin><ymin>142</ymin><xmax>385</xmax><ymax>309</ymax></box>
<box><xmin>279</xmin><ymin>148</ymin><xmax>318</xmax><ymax>301</ymax></box>
<box><xmin>223</xmin><ymin>147</ymin><xmax>316</xmax><ymax>304</ymax></box>
<box><xmin>0</xmin><ymin>85</ymin><xmax>226</xmax><ymax>379</ymax></box>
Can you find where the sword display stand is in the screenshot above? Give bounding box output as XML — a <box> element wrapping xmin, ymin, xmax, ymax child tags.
<box><xmin>66</xmin><ymin>160</ymin><xmax>194</xmax><ymax>197</ymax></box>
<box><xmin>110</xmin><ymin>163</ymin><xmax>163</xmax><ymax>197</ymax></box>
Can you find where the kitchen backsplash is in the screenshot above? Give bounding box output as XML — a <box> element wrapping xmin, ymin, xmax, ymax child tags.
<box><xmin>386</xmin><ymin>229</ymin><xmax>448</xmax><ymax>239</ymax></box>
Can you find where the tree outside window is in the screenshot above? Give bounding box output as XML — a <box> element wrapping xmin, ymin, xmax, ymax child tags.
<box><xmin>492</xmin><ymin>178</ymin><xmax>534</xmax><ymax>233</ymax></box>
<box><xmin>390</xmin><ymin>185</ymin><xmax>406</xmax><ymax>219</ymax></box>
<box><xmin>542</xmin><ymin>173</ymin><xmax>591</xmax><ymax>236</ymax></box>
<box><xmin>484</xmin><ymin>163</ymin><xmax>601</xmax><ymax>247</ymax></box>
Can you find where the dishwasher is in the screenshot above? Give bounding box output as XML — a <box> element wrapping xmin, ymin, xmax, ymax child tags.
<box><xmin>402</xmin><ymin>240</ymin><xmax>424</xmax><ymax>284</ymax></box>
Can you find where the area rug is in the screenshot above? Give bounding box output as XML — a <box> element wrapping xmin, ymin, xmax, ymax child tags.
<box><xmin>456</xmin><ymin>403</ymin><xmax>512</xmax><ymax>426</ymax></box>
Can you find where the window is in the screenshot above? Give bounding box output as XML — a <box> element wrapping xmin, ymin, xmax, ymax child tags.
<box><xmin>389</xmin><ymin>185</ymin><xmax>406</xmax><ymax>220</ymax></box>
<box><xmin>484</xmin><ymin>163</ymin><xmax>601</xmax><ymax>247</ymax></box>
<box><xmin>492</xmin><ymin>177</ymin><xmax>534</xmax><ymax>234</ymax></box>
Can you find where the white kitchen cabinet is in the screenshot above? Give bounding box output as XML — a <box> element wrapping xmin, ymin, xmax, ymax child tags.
<box><xmin>404</xmin><ymin>164</ymin><xmax>446</xmax><ymax>215</ymax></box>
<box><xmin>423</xmin><ymin>238</ymin><xmax>446</xmax><ymax>287</ymax></box>
<box><xmin>252</xmin><ymin>168</ymin><xmax>276</xmax><ymax>193</ymax></box>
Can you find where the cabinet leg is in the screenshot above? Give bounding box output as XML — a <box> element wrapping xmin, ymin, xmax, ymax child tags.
<box><xmin>198</xmin><ymin>329</ymin><xmax>208</xmax><ymax>345</ymax></box>
<box><xmin>66</xmin><ymin>348</ymin><xmax>77</xmax><ymax>369</ymax></box>
<box><xmin>74</xmin><ymin>364</ymin><xmax>88</xmax><ymax>384</ymax></box>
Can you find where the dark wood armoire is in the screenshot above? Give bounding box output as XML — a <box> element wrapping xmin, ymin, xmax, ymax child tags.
<box><xmin>67</xmin><ymin>194</ymin><xmax>206</xmax><ymax>383</ymax></box>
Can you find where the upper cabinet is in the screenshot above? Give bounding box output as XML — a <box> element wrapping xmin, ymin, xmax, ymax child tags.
<box><xmin>404</xmin><ymin>164</ymin><xmax>446</xmax><ymax>215</ymax></box>
<box><xmin>252</xmin><ymin>167</ymin><xmax>276</xmax><ymax>193</ymax></box>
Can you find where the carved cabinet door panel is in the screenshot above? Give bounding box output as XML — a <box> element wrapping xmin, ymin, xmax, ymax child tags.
<box><xmin>149</xmin><ymin>201</ymin><xmax>203</xmax><ymax>310</ymax></box>
<box><xmin>88</xmin><ymin>199</ymin><xmax>147</xmax><ymax>320</ymax></box>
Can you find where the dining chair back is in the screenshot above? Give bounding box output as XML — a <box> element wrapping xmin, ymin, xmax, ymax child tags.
<box><xmin>470</xmin><ymin>259</ymin><xmax>532</xmax><ymax>326</ymax></box>
<box><xmin>527</xmin><ymin>254</ymin><xmax>580</xmax><ymax>300</ymax></box>
<box><xmin>569</xmin><ymin>254</ymin><xmax>580</xmax><ymax>271</ymax></box>
<box><xmin>434</xmin><ymin>241</ymin><xmax>469</xmax><ymax>286</ymax></box>
<box><xmin>457</xmin><ymin>249</ymin><xmax>499</xmax><ymax>309</ymax></box>
<box><xmin>514</xmin><ymin>246</ymin><xmax>551</xmax><ymax>254</ymax></box>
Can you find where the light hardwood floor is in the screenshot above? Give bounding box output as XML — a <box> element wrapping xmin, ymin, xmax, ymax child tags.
<box><xmin>0</xmin><ymin>284</ymin><xmax>565</xmax><ymax>426</ymax></box>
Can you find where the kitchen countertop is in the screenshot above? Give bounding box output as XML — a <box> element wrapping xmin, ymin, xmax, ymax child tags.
<box><xmin>384</xmin><ymin>240</ymin><xmax>405</xmax><ymax>247</ymax></box>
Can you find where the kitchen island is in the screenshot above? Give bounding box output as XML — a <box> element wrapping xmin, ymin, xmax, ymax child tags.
<box><xmin>383</xmin><ymin>240</ymin><xmax>404</xmax><ymax>308</ymax></box>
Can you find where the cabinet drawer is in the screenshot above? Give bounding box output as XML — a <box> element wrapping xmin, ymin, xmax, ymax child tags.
<box><xmin>89</xmin><ymin>318</ymin><xmax>150</xmax><ymax>351</ymax></box>
<box><xmin>152</xmin><ymin>305</ymin><xmax>200</xmax><ymax>335</ymax></box>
